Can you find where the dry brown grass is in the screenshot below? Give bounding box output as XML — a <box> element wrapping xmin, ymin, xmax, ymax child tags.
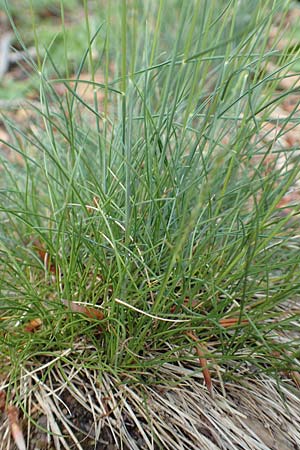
<box><xmin>1</xmin><ymin>340</ymin><xmax>300</xmax><ymax>450</ymax></box>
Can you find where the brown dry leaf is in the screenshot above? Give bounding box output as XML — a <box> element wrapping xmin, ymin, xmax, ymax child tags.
<box><xmin>7</xmin><ymin>405</ymin><xmax>26</xmax><ymax>450</ymax></box>
<box><xmin>32</xmin><ymin>239</ymin><xmax>56</xmax><ymax>273</ymax></box>
<box><xmin>86</xmin><ymin>195</ymin><xmax>101</xmax><ymax>213</ymax></box>
<box><xmin>61</xmin><ymin>299</ymin><xmax>104</xmax><ymax>321</ymax></box>
<box><xmin>24</xmin><ymin>318</ymin><xmax>42</xmax><ymax>333</ymax></box>
<box><xmin>185</xmin><ymin>330</ymin><xmax>213</xmax><ymax>396</ymax></box>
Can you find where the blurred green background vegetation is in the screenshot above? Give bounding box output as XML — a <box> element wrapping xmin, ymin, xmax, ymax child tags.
<box><xmin>2</xmin><ymin>0</ymin><xmax>299</xmax><ymax>102</ymax></box>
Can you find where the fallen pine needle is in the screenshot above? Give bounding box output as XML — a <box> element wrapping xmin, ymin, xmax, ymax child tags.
<box><xmin>219</xmin><ymin>318</ymin><xmax>249</xmax><ymax>328</ymax></box>
<box><xmin>115</xmin><ymin>298</ymin><xmax>190</xmax><ymax>322</ymax></box>
<box><xmin>0</xmin><ymin>390</ymin><xmax>6</xmax><ymax>412</ymax></box>
<box><xmin>185</xmin><ymin>331</ymin><xmax>213</xmax><ymax>396</ymax></box>
<box><xmin>7</xmin><ymin>405</ymin><xmax>26</xmax><ymax>450</ymax></box>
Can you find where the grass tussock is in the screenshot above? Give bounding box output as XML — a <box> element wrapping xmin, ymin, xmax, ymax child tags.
<box><xmin>0</xmin><ymin>0</ymin><xmax>300</xmax><ymax>448</ymax></box>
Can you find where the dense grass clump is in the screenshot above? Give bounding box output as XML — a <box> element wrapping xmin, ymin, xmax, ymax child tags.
<box><xmin>0</xmin><ymin>0</ymin><xmax>300</xmax><ymax>448</ymax></box>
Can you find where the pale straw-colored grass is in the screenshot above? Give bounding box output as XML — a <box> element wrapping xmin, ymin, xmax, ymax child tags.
<box><xmin>1</xmin><ymin>338</ymin><xmax>299</xmax><ymax>450</ymax></box>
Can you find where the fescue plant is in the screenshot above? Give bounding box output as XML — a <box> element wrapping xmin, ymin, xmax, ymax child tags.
<box><xmin>1</xmin><ymin>0</ymin><xmax>300</xmax><ymax>448</ymax></box>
